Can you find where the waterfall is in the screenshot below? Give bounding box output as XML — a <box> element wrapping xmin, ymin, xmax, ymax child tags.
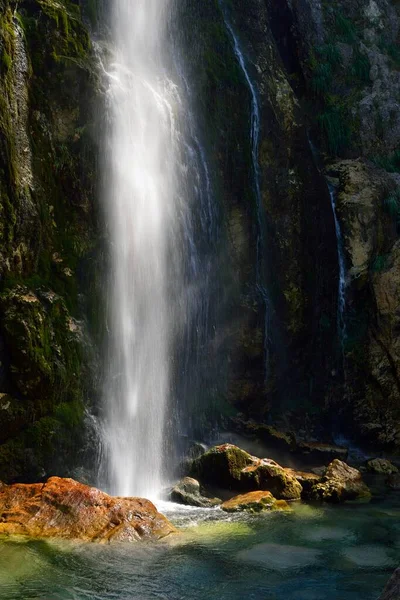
<box><xmin>100</xmin><ymin>0</ymin><xmax>217</xmax><ymax>498</ymax></box>
<box><xmin>101</xmin><ymin>0</ymin><xmax>181</xmax><ymax>498</ymax></box>
<box><xmin>219</xmin><ymin>3</ymin><xmax>270</xmax><ymax>376</ymax></box>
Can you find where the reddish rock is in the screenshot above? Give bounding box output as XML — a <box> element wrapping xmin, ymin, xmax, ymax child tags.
<box><xmin>221</xmin><ymin>490</ymin><xmax>290</xmax><ymax>513</ymax></box>
<box><xmin>0</xmin><ymin>477</ymin><xmax>176</xmax><ymax>543</ymax></box>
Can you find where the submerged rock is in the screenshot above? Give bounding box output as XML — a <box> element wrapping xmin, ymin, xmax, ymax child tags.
<box><xmin>366</xmin><ymin>458</ymin><xmax>399</xmax><ymax>475</ymax></box>
<box><xmin>309</xmin><ymin>460</ymin><xmax>371</xmax><ymax>503</ymax></box>
<box><xmin>221</xmin><ymin>491</ymin><xmax>290</xmax><ymax>513</ymax></box>
<box><xmin>379</xmin><ymin>567</ymin><xmax>400</xmax><ymax>600</ymax></box>
<box><xmin>0</xmin><ymin>477</ymin><xmax>176</xmax><ymax>543</ymax></box>
<box><xmin>169</xmin><ymin>477</ymin><xmax>220</xmax><ymax>508</ymax></box>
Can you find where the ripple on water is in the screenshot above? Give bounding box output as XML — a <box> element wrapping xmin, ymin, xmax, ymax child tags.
<box><xmin>343</xmin><ymin>544</ymin><xmax>397</xmax><ymax>568</ymax></box>
<box><xmin>237</xmin><ymin>543</ymin><xmax>322</xmax><ymax>570</ymax></box>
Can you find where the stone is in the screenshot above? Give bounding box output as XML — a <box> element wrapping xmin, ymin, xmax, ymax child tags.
<box><xmin>284</xmin><ymin>468</ymin><xmax>321</xmax><ymax>497</ymax></box>
<box><xmin>0</xmin><ymin>477</ymin><xmax>176</xmax><ymax>543</ymax></box>
<box><xmin>221</xmin><ymin>491</ymin><xmax>290</xmax><ymax>513</ymax></box>
<box><xmin>379</xmin><ymin>567</ymin><xmax>400</xmax><ymax>600</ymax></box>
<box><xmin>309</xmin><ymin>460</ymin><xmax>371</xmax><ymax>503</ymax></box>
<box><xmin>190</xmin><ymin>444</ymin><xmax>255</xmax><ymax>490</ymax></box>
<box><xmin>169</xmin><ymin>477</ymin><xmax>220</xmax><ymax>508</ymax></box>
<box><xmin>366</xmin><ymin>458</ymin><xmax>399</xmax><ymax>475</ymax></box>
<box><xmin>241</xmin><ymin>459</ymin><xmax>303</xmax><ymax>500</ymax></box>
<box><xmin>190</xmin><ymin>445</ymin><xmax>302</xmax><ymax>500</ymax></box>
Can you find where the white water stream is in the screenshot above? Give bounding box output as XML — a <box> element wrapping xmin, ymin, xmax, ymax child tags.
<box><xmin>102</xmin><ymin>0</ymin><xmax>181</xmax><ymax>498</ymax></box>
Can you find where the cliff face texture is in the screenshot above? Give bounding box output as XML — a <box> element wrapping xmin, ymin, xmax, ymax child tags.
<box><xmin>180</xmin><ymin>0</ymin><xmax>400</xmax><ymax>452</ymax></box>
<box><xmin>0</xmin><ymin>0</ymin><xmax>399</xmax><ymax>483</ymax></box>
<box><xmin>0</xmin><ymin>0</ymin><xmax>100</xmax><ymax>481</ymax></box>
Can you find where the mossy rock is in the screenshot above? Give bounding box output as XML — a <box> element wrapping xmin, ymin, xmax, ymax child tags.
<box><xmin>190</xmin><ymin>444</ymin><xmax>255</xmax><ymax>490</ymax></box>
<box><xmin>221</xmin><ymin>490</ymin><xmax>291</xmax><ymax>513</ymax></box>
<box><xmin>0</xmin><ymin>285</ymin><xmax>82</xmax><ymax>405</ymax></box>
<box><xmin>241</xmin><ymin>461</ymin><xmax>303</xmax><ymax>500</ymax></box>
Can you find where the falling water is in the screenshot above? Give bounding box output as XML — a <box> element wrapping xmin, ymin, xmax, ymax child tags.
<box><xmin>100</xmin><ymin>0</ymin><xmax>219</xmax><ymax>498</ymax></box>
<box><xmin>328</xmin><ymin>183</ymin><xmax>347</xmax><ymax>344</ymax></box>
<box><xmin>219</xmin><ymin>3</ymin><xmax>270</xmax><ymax>376</ymax></box>
<box><xmin>101</xmin><ymin>0</ymin><xmax>181</xmax><ymax>498</ymax></box>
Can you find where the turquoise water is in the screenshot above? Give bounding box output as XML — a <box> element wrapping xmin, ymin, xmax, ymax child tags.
<box><xmin>0</xmin><ymin>492</ymin><xmax>399</xmax><ymax>600</ymax></box>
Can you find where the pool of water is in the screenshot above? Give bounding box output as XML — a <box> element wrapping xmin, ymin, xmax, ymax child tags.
<box><xmin>0</xmin><ymin>491</ymin><xmax>399</xmax><ymax>600</ymax></box>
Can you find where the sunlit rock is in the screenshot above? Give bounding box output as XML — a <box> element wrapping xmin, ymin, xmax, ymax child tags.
<box><xmin>0</xmin><ymin>477</ymin><xmax>176</xmax><ymax>543</ymax></box>
<box><xmin>221</xmin><ymin>490</ymin><xmax>290</xmax><ymax>513</ymax></box>
<box><xmin>190</xmin><ymin>444</ymin><xmax>302</xmax><ymax>500</ymax></box>
<box><xmin>309</xmin><ymin>459</ymin><xmax>371</xmax><ymax>503</ymax></box>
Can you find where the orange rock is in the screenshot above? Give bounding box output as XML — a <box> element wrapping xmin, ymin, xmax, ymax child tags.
<box><xmin>221</xmin><ymin>490</ymin><xmax>291</xmax><ymax>513</ymax></box>
<box><xmin>0</xmin><ymin>477</ymin><xmax>176</xmax><ymax>543</ymax></box>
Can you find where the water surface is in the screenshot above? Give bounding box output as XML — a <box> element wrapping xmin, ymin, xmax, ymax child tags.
<box><xmin>0</xmin><ymin>492</ymin><xmax>398</xmax><ymax>599</ymax></box>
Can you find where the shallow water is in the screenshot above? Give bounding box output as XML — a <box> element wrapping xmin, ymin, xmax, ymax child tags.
<box><xmin>0</xmin><ymin>493</ymin><xmax>399</xmax><ymax>600</ymax></box>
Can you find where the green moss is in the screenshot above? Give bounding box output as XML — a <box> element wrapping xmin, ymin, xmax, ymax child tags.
<box><xmin>317</xmin><ymin>99</ymin><xmax>351</xmax><ymax>155</ymax></box>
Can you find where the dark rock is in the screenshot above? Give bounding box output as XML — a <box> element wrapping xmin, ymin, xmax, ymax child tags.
<box><xmin>379</xmin><ymin>567</ymin><xmax>400</xmax><ymax>600</ymax></box>
<box><xmin>294</xmin><ymin>441</ymin><xmax>348</xmax><ymax>464</ymax></box>
<box><xmin>169</xmin><ymin>477</ymin><xmax>220</xmax><ymax>508</ymax></box>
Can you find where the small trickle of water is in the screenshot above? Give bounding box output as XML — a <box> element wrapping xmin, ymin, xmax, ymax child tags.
<box><xmin>328</xmin><ymin>183</ymin><xmax>347</xmax><ymax>345</ymax></box>
<box><xmin>219</xmin><ymin>1</ymin><xmax>270</xmax><ymax>377</ymax></box>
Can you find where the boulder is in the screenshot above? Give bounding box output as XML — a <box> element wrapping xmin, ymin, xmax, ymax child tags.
<box><xmin>241</xmin><ymin>459</ymin><xmax>303</xmax><ymax>500</ymax></box>
<box><xmin>379</xmin><ymin>567</ymin><xmax>400</xmax><ymax>600</ymax></box>
<box><xmin>309</xmin><ymin>460</ymin><xmax>371</xmax><ymax>503</ymax></box>
<box><xmin>0</xmin><ymin>477</ymin><xmax>176</xmax><ymax>543</ymax></box>
<box><xmin>221</xmin><ymin>491</ymin><xmax>290</xmax><ymax>513</ymax></box>
<box><xmin>284</xmin><ymin>468</ymin><xmax>321</xmax><ymax>497</ymax></box>
<box><xmin>366</xmin><ymin>458</ymin><xmax>399</xmax><ymax>475</ymax></box>
<box><xmin>190</xmin><ymin>444</ymin><xmax>255</xmax><ymax>489</ymax></box>
<box><xmin>190</xmin><ymin>444</ymin><xmax>302</xmax><ymax>500</ymax></box>
<box><xmin>169</xmin><ymin>477</ymin><xmax>220</xmax><ymax>508</ymax></box>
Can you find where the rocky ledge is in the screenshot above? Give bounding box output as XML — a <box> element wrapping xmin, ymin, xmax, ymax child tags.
<box><xmin>172</xmin><ymin>444</ymin><xmax>372</xmax><ymax>510</ymax></box>
<box><xmin>0</xmin><ymin>477</ymin><xmax>176</xmax><ymax>543</ymax></box>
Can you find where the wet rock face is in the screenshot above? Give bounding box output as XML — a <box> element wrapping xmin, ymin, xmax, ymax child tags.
<box><xmin>169</xmin><ymin>477</ymin><xmax>221</xmax><ymax>508</ymax></box>
<box><xmin>0</xmin><ymin>0</ymin><xmax>101</xmax><ymax>482</ymax></box>
<box><xmin>0</xmin><ymin>477</ymin><xmax>176</xmax><ymax>542</ymax></box>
